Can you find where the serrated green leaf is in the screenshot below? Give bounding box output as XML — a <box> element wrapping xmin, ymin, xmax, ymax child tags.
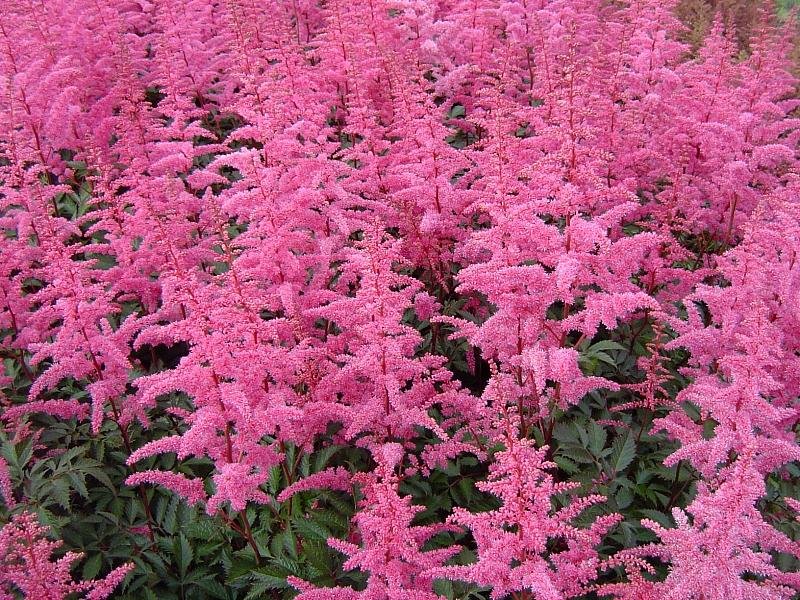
<box><xmin>610</xmin><ymin>433</ymin><xmax>636</xmax><ymax>474</ymax></box>
<box><xmin>553</xmin><ymin>455</ymin><xmax>579</xmax><ymax>475</ymax></box>
<box><xmin>638</xmin><ymin>509</ymin><xmax>673</xmax><ymax>528</ymax></box>
<box><xmin>558</xmin><ymin>446</ymin><xmax>596</xmax><ymax>465</ymax></box>
<box><xmin>163</xmin><ymin>495</ymin><xmax>179</xmax><ymax>534</ymax></box>
<box><xmin>586</xmin><ymin>340</ymin><xmax>626</xmax><ymax>353</ymax></box>
<box><xmin>302</xmin><ymin>539</ymin><xmax>331</xmax><ymax>573</ymax></box>
<box><xmin>84</xmin><ymin>466</ymin><xmax>115</xmax><ymax>491</ymax></box>
<box><xmin>67</xmin><ymin>471</ymin><xmax>89</xmax><ymax>499</ymax></box>
<box><xmin>187</xmin><ymin>517</ymin><xmax>221</xmax><ymax>540</ymax></box>
<box><xmin>49</xmin><ymin>479</ymin><xmax>71</xmax><ymax>510</ymax></box>
<box><xmin>174</xmin><ymin>533</ymin><xmax>193</xmax><ymax>578</ymax></box>
<box><xmin>57</xmin><ymin>446</ymin><xmax>86</xmax><ymax>465</ymax></box>
<box><xmin>588</xmin><ymin>421</ymin><xmax>607</xmax><ymax>457</ymax></box>
<box><xmin>81</xmin><ymin>553</ymin><xmax>103</xmax><ymax>580</ymax></box>
<box><xmin>250</xmin><ymin>567</ymin><xmax>294</xmax><ymax>589</ymax></box>
<box><xmin>312</xmin><ymin>445</ymin><xmax>341</xmax><ymax>473</ymax></box>
<box><xmin>293</xmin><ymin>517</ymin><xmax>330</xmax><ymax>542</ymax></box>
<box><xmin>615</xmin><ymin>486</ymin><xmax>634</xmax><ymax>510</ymax></box>
<box><xmin>552</xmin><ymin>422</ymin><xmax>578</xmax><ymax>444</ymax></box>
<box><xmin>195</xmin><ymin>577</ymin><xmax>229</xmax><ymax>599</ymax></box>
<box><xmin>434</xmin><ymin>578</ymin><xmax>455</xmax><ymax>598</ymax></box>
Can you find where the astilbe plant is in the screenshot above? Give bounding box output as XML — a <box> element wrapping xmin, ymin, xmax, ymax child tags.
<box><xmin>622</xmin><ymin>181</ymin><xmax>800</xmax><ymax>599</ymax></box>
<box><xmin>0</xmin><ymin>0</ymin><xmax>799</xmax><ymax>598</ymax></box>
<box><xmin>291</xmin><ymin>443</ymin><xmax>460</xmax><ymax>600</ymax></box>
<box><xmin>431</xmin><ymin>374</ymin><xmax>622</xmax><ymax>600</ymax></box>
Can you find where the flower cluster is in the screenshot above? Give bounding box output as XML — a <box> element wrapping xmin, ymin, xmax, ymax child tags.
<box><xmin>0</xmin><ymin>512</ymin><xmax>132</xmax><ymax>600</ymax></box>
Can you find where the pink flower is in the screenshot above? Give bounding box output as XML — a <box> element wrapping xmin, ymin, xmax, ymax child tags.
<box><xmin>0</xmin><ymin>512</ymin><xmax>133</xmax><ymax>599</ymax></box>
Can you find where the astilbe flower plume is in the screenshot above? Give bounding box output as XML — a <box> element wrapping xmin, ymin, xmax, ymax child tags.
<box><xmin>292</xmin><ymin>443</ymin><xmax>459</xmax><ymax>600</ymax></box>
<box><xmin>625</xmin><ymin>181</ymin><xmax>800</xmax><ymax>598</ymax></box>
<box><xmin>430</xmin><ymin>375</ymin><xmax>621</xmax><ymax>600</ymax></box>
<box><xmin>0</xmin><ymin>512</ymin><xmax>133</xmax><ymax>600</ymax></box>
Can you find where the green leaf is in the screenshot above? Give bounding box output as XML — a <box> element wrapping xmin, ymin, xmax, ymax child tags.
<box><xmin>18</xmin><ymin>439</ymin><xmax>35</xmax><ymax>467</ymax></box>
<box><xmin>448</xmin><ymin>104</ymin><xmax>466</xmax><ymax>119</ymax></box>
<box><xmin>615</xmin><ymin>486</ymin><xmax>634</xmax><ymax>510</ymax></box>
<box><xmin>81</xmin><ymin>553</ymin><xmax>103</xmax><ymax>580</ymax></box>
<box><xmin>558</xmin><ymin>446</ymin><xmax>596</xmax><ymax>465</ymax></box>
<box><xmin>552</xmin><ymin>422</ymin><xmax>578</xmax><ymax>444</ymax></box>
<box><xmin>163</xmin><ymin>495</ymin><xmax>179</xmax><ymax>534</ymax></box>
<box><xmin>586</xmin><ymin>340</ymin><xmax>626</xmax><ymax>353</ymax></box>
<box><xmin>609</xmin><ymin>433</ymin><xmax>636</xmax><ymax>474</ymax></box>
<box><xmin>195</xmin><ymin>578</ymin><xmax>229</xmax><ymax>599</ymax></box>
<box><xmin>302</xmin><ymin>539</ymin><xmax>331</xmax><ymax>573</ymax></box>
<box><xmin>84</xmin><ymin>466</ymin><xmax>115</xmax><ymax>491</ymax></box>
<box><xmin>638</xmin><ymin>509</ymin><xmax>673</xmax><ymax>528</ymax></box>
<box><xmin>312</xmin><ymin>445</ymin><xmax>341</xmax><ymax>473</ymax></box>
<box><xmin>67</xmin><ymin>471</ymin><xmax>89</xmax><ymax>499</ymax></box>
<box><xmin>293</xmin><ymin>518</ymin><xmax>331</xmax><ymax>542</ymax></box>
<box><xmin>588</xmin><ymin>421</ymin><xmax>607</xmax><ymax>457</ymax></box>
<box><xmin>174</xmin><ymin>533</ymin><xmax>193</xmax><ymax>578</ymax></box>
<box><xmin>248</xmin><ymin>566</ymin><xmax>294</xmax><ymax>594</ymax></box>
<box><xmin>49</xmin><ymin>479</ymin><xmax>72</xmax><ymax>510</ymax></box>
<box><xmin>434</xmin><ymin>578</ymin><xmax>455</xmax><ymax>598</ymax></box>
<box><xmin>187</xmin><ymin>517</ymin><xmax>221</xmax><ymax>541</ymax></box>
<box><xmin>57</xmin><ymin>446</ymin><xmax>86</xmax><ymax>465</ymax></box>
<box><xmin>553</xmin><ymin>455</ymin><xmax>579</xmax><ymax>475</ymax></box>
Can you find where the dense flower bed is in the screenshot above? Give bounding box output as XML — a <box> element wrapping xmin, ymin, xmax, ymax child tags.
<box><xmin>1</xmin><ymin>1</ymin><xmax>799</xmax><ymax>599</ymax></box>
